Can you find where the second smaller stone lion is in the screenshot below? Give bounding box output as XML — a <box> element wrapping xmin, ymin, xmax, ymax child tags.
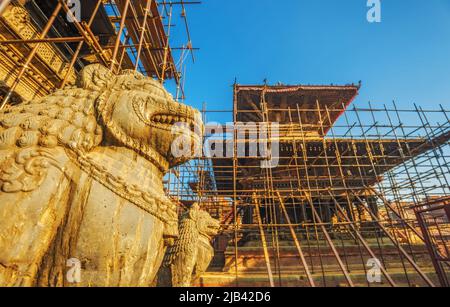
<box><xmin>157</xmin><ymin>203</ymin><xmax>220</xmax><ymax>287</ymax></box>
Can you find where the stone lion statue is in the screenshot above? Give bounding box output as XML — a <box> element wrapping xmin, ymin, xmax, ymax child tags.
<box><xmin>157</xmin><ymin>203</ymin><xmax>220</xmax><ymax>287</ymax></box>
<box><xmin>0</xmin><ymin>64</ymin><xmax>203</xmax><ymax>287</ymax></box>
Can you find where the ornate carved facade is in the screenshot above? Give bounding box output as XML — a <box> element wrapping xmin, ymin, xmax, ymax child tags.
<box><xmin>0</xmin><ymin>2</ymin><xmax>76</xmax><ymax>101</ymax></box>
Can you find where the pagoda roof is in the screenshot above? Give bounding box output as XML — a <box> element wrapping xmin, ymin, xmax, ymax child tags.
<box><xmin>235</xmin><ymin>84</ymin><xmax>360</xmax><ymax>136</ymax></box>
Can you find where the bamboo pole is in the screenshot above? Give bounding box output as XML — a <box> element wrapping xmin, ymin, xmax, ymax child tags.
<box><xmin>134</xmin><ymin>0</ymin><xmax>153</xmax><ymax>71</ymax></box>
<box><xmin>110</xmin><ymin>0</ymin><xmax>131</xmax><ymax>72</ymax></box>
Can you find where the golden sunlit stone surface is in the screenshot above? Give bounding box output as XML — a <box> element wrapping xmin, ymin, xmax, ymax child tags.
<box><xmin>0</xmin><ymin>64</ymin><xmax>203</xmax><ymax>287</ymax></box>
<box><xmin>157</xmin><ymin>203</ymin><xmax>220</xmax><ymax>287</ymax></box>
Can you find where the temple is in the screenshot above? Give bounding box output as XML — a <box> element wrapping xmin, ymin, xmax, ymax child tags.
<box><xmin>0</xmin><ymin>1</ymin><xmax>449</xmax><ymax>288</ymax></box>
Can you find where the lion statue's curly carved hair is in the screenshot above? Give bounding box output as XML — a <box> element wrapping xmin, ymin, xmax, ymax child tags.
<box><xmin>157</xmin><ymin>203</ymin><xmax>220</xmax><ymax>287</ymax></box>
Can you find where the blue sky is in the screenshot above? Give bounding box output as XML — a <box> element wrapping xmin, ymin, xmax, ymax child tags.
<box><xmin>168</xmin><ymin>0</ymin><xmax>450</xmax><ymax>124</ymax></box>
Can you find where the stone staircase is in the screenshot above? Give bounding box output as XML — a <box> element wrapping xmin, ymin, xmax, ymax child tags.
<box><xmin>194</xmin><ymin>239</ymin><xmax>444</xmax><ymax>287</ymax></box>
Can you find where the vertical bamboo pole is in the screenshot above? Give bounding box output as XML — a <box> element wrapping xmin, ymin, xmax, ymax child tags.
<box><xmin>295</xmin><ymin>104</ymin><xmax>327</xmax><ymax>285</ymax></box>
<box><xmin>260</xmin><ymin>87</ymin><xmax>283</xmax><ymax>286</ymax></box>
<box><xmin>110</xmin><ymin>0</ymin><xmax>131</xmax><ymax>72</ymax></box>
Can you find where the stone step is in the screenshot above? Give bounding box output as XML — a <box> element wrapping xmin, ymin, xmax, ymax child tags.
<box><xmin>194</xmin><ymin>268</ymin><xmax>443</xmax><ymax>287</ymax></box>
<box><xmin>221</xmin><ymin>244</ymin><xmax>432</xmax><ymax>273</ymax></box>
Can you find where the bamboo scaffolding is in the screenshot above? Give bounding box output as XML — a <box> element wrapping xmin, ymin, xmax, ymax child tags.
<box><xmin>0</xmin><ymin>0</ymin><xmax>196</xmax><ymax>108</ymax></box>
<box><xmin>167</xmin><ymin>95</ymin><xmax>450</xmax><ymax>287</ymax></box>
